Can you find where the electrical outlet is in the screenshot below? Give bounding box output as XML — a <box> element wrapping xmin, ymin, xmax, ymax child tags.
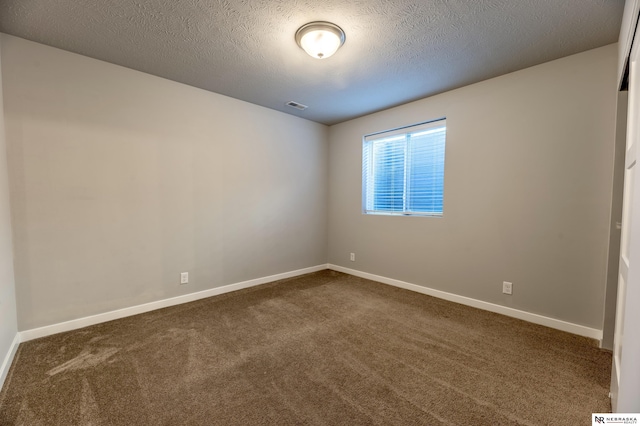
<box><xmin>350</xmin><ymin>253</ymin><xmax>355</xmax><ymax>261</ymax></box>
<box><xmin>502</xmin><ymin>281</ymin><xmax>512</xmax><ymax>295</ymax></box>
<box><xmin>180</xmin><ymin>272</ymin><xmax>189</xmax><ymax>285</ymax></box>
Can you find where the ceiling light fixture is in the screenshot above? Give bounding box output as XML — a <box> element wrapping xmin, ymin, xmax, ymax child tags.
<box><xmin>295</xmin><ymin>21</ymin><xmax>345</xmax><ymax>59</ymax></box>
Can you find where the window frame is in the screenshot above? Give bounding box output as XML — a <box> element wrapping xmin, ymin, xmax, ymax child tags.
<box><xmin>362</xmin><ymin>118</ymin><xmax>446</xmax><ymax>217</ymax></box>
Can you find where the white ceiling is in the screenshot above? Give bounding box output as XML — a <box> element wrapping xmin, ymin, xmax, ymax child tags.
<box><xmin>0</xmin><ymin>0</ymin><xmax>625</xmax><ymax>125</ymax></box>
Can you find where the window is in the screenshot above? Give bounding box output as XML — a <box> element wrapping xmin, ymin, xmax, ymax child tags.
<box><xmin>363</xmin><ymin>119</ymin><xmax>446</xmax><ymax>216</ymax></box>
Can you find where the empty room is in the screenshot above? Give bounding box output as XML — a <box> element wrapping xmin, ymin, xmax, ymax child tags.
<box><xmin>1</xmin><ymin>0</ymin><xmax>640</xmax><ymax>424</ymax></box>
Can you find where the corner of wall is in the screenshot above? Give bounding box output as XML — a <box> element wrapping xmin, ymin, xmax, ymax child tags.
<box><xmin>0</xmin><ymin>33</ymin><xmax>20</xmax><ymax>392</ymax></box>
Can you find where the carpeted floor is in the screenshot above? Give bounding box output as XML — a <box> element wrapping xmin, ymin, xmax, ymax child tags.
<box><xmin>0</xmin><ymin>270</ymin><xmax>611</xmax><ymax>425</ymax></box>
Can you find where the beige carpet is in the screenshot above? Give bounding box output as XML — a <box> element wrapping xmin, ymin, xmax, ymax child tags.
<box><xmin>0</xmin><ymin>270</ymin><xmax>611</xmax><ymax>425</ymax></box>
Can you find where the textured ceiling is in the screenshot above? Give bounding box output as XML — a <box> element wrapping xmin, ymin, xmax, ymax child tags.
<box><xmin>0</xmin><ymin>0</ymin><xmax>625</xmax><ymax>125</ymax></box>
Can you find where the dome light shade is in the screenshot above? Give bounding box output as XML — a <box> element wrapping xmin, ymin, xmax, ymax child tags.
<box><xmin>295</xmin><ymin>22</ymin><xmax>345</xmax><ymax>59</ymax></box>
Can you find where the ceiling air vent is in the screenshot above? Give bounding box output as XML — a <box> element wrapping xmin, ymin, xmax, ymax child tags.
<box><xmin>286</xmin><ymin>101</ymin><xmax>308</xmax><ymax>111</ymax></box>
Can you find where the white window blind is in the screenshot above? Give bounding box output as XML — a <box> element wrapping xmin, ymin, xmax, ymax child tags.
<box><xmin>363</xmin><ymin>119</ymin><xmax>446</xmax><ymax>216</ymax></box>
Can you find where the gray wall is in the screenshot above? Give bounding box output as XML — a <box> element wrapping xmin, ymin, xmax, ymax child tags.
<box><xmin>0</xmin><ymin>38</ymin><xmax>19</xmax><ymax>383</ymax></box>
<box><xmin>1</xmin><ymin>34</ymin><xmax>329</xmax><ymax>330</ymax></box>
<box><xmin>0</xmin><ymin>33</ymin><xmax>620</xmax><ymax>334</ymax></box>
<box><xmin>328</xmin><ymin>44</ymin><xmax>618</xmax><ymax>329</ymax></box>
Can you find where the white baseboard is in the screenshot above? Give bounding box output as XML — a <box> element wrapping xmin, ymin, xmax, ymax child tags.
<box><xmin>0</xmin><ymin>333</ymin><xmax>21</xmax><ymax>391</ymax></box>
<box><xmin>328</xmin><ymin>264</ymin><xmax>603</xmax><ymax>341</ymax></box>
<box><xmin>18</xmin><ymin>263</ymin><xmax>603</xmax><ymax>344</ymax></box>
<box><xmin>20</xmin><ymin>264</ymin><xmax>328</xmax><ymax>342</ymax></box>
